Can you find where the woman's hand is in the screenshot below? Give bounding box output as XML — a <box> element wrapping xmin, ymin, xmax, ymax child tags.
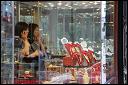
<box><xmin>28</xmin><ymin>50</ymin><xmax>39</xmax><ymax>58</ymax></box>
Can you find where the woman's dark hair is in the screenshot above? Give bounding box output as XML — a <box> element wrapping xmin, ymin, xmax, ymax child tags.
<box><xmin>15</xmin><ymin>22</ymin><xmax>29</xmax><ymax>38</ymax></box>
<box><xmin>28</xmin><ymin>23</ymin><xmax>39</xmax><ymax>44</ymax></box>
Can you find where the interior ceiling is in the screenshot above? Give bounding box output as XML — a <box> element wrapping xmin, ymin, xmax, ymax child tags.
<box><xmin>15</xmin><ymin>1</ymin><xmax>114</xmax><ymax>18</ymax></box>
<box><xmin>19</xmin><ymin>1</ymin><xmax>101</xmax><ymax>9</ymax></box>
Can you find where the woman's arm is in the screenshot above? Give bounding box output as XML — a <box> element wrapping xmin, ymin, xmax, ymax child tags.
<box><xmin>29</xmin><ymin>50</ymin><xmax>39</xmax><ymax>58</ymax></box>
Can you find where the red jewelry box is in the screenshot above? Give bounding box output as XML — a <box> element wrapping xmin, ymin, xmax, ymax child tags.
<box><xmin>63</xmin><ymin>56</ymin><xmax>77</xmax><ymax>66</ymax></box>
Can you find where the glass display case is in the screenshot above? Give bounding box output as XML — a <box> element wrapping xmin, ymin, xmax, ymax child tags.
<box><xmin>37</xmin><ymin>1</ymin><xmax>115</xmax><ymax>84</ymax></box>
<box><xmin>1</xmin><ymin>1</ymin><xmax>14</xmax><ymax>84</ymax></box>
<box><xmin>2</xmin><ymin>1</ymin><xmax>118</xmax><ymax>84</ymax></box>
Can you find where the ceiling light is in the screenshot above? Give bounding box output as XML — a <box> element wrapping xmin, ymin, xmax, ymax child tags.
<box><xmin>44</xmin><ymin>5</ymin><xmax>48</xmax><ymax>7</ymax></box>
<box><xmin>65</xmin><ymin>4</ymin><xmax>69</xmax><ymax>6</ymax></box>
<box><xmin>69</xmin><ymin>7</ymin><xmax>72</xmax><ymax>9</ymax></box>
<box><xmin>33</xmin><ymin>5</ymin><xmax>37</xmax><ymax>7</ymax></box>
<box><xmin>57</xmin><ymin>2</ymin><xmax>62</xmax><ymax>6</ymax></box>
<box><xmin>74</xmin><ymin>3</ymin><xmax>78</xmax><ymax>5</ymax></box>
<box><xmin>96</xmin><ymin>9</ymin><xmax>100</xmax><ymax>11</ymax></box>
<box><xmin>94</xmin><ymin>2</ymin><xmax>98</xmax><ymax>5</ymax></box>
<box><xmin>48</xmin><ymin>3</ymin><xmax>52</xmax><ymax>5</ymax></box>
<box><xmin>89</xmin><ymin>2</ymin><xmax>93</xmax><ymax>4</ymax></box>
<box><xmin>48</xmin><ymin>3</ymin><xmax>54</xmax><ymax>7</ymax></box>
<box><xmin>27</xmin><ymin>10</ymin><xmax>30</xmax><ymax>12</ymax></box>
<box><xmin>50</xmin><ymin>4</ymin><xmax>54</xmax><ymax>7</ymax></box>
<box><xmin>68</xmin><ymin>6</ymin><xmax>72</xmax><ymax>8</ymax></box>
<box><xmin>82</xmin><ymin>3</ymin><xmax>86</xmax><ymax>5</ymax></box>
<box><xmin>84</xmin><ymin>5</ymin><xmax>88</xmax><ymax>7</ymax></box>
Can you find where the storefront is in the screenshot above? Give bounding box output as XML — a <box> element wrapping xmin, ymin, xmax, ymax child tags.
<box><xmin>1</xmin><ymin>1</ymin><xmax>126</xmax><ymax>84</ymax></box>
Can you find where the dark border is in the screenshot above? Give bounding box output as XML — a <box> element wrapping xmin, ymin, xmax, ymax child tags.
<box><xmin>117</xmin><ymin>1</ymin><xmax>124</xmax><ymax>84</ymax></box>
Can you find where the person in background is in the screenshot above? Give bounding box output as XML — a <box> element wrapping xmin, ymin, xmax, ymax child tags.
<box><xmin>28</xmin><ymin>23</ymin><xmax>45</xmax><ymax>56</ymax></box>
<box><xmin>15</xmin><ymin>22</ymin><xmax>39</xmax><ymax>63</ymax></box>
<box><xmin>28</xmin><ymin>23</ymin><xmax>46</xmax><ymax>79</ymax></box>
<box><xmin>15</xmin><ymin>22</ymin><xmax>44</xmax><ymax>79</ymax></box>
<box><xmin>15</xmin><ymin>22</ymin><xmax>30</xmax><ymax>57</ymax></box>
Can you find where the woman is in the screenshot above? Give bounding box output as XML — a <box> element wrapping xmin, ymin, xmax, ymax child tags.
<box><xmin>28</xmin><ymin>23</ymin><xmax>45</xmax><ymax>56</ymax></box>
<box><xmin>28</xmin><ymin>23</ymin><xmax>46</xmax><ymax>73</ymax></box>
<box><xmin>15</xmin><ymin>22</ymin><xmax>30</xmax><ymax>57</ymax></box>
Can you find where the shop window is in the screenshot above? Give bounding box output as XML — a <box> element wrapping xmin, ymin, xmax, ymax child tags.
<box><xmin>1</xmin><ymin>1</ymin><xmax>117</xmax><ymax>84</ymax></box>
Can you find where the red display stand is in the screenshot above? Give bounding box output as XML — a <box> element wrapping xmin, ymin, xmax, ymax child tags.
<box><xmin>63</xmin><ymin>43</ymin><xmax>97</xmax><ymax>66</ymax></box>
